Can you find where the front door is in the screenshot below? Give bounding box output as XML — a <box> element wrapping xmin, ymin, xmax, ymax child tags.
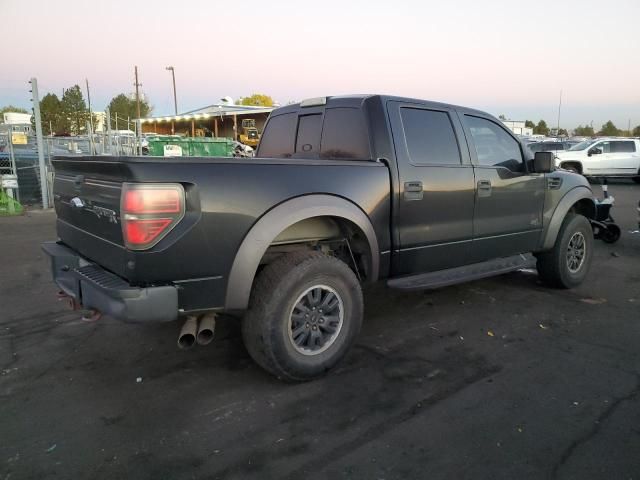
<box><xmin>388</xmin><ymin>101</ymin><xmax>476</xmax><ymax>275</ymax></box>
<box><xmin>460</xmin><ymin>114</ymin><xmax>545</xmax><ymax>262</ymax></box>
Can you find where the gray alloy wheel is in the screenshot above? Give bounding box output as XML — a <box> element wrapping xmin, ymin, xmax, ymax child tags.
<box><xmin>242</xmin><ymin>251</ymin><xmax>363</xmax><ymax>381</ymax></box>
<box><xmin>288</xmin><ymin>285</ymin><xmax>344</xmax><ymax>356</ymax></box>
<box><xmin>536</xmin><ymin>213</ymin><xmax>593</xmax><ymax>289</ymax></box>
<box><xmin>566</xmin><ymin>231</ymin><xmax>586</xmax><ymax>274</ymax></box>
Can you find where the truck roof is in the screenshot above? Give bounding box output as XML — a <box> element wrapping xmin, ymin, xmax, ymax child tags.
<box><xmin>274</xmin><ymin>94</ymin><xmax>489</xmax><ymax>118</ymax></box>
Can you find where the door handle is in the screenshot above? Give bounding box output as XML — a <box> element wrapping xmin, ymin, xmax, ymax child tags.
<box><xmin>405</xmin><ymin>181</ymin><xmax>423</xmax><ymax>192</ymax></box>
<box><xmin>477</xmin><ymin>179</ymin><xmax>492</xmax><ymax>197</ymax></box>
<box><xmin>404</xmin><ymin>181</ymin><xmax>423</xmax><ymax>201</ymax></box>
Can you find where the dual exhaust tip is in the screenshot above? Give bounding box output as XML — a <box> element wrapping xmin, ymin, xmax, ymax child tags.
<box><xmin>177</xmin><ymin>313</ymin><xmax>216</xmax><ymax>349</ymax></box>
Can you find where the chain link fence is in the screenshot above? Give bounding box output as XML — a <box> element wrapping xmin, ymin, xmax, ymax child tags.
<box><xmin>0</xmin><ymin>129</ymin><xmax>139</xmax><ymax>210</ymax></box>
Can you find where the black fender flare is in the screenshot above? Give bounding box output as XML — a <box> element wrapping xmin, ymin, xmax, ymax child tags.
<box><xmin>225</xmin><ymin>194</ymin><xmax>380</xmax><ymax>311</ymax></box>
<box><xmin>542</xmin><ymin>186</ymin><xmax>596</xmax><ymax>250</ymax></box>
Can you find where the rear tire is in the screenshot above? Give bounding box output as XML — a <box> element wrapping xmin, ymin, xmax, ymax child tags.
<box><xmin>537</xmin><ymin>213</ymin><xmax>593</xmax><ymax>288</ymax></box>
<box><xmin>242</xmin><ymin>251</ymin><xmax>363</xmax><ymax>381</ymax></box>
<box><xmin>632</xmin><ymin>176</ymin><xmax>640</xmax><ymax>184</ymax></box>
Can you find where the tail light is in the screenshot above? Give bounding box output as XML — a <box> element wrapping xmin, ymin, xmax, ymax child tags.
<box><xmin>121</xmin><ymin>183</ymin><xmax>185</xmax><ymax>250</ymax></box>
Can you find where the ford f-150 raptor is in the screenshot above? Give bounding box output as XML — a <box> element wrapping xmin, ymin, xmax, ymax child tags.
<box><xmin>43</xmin><ymin>95</ymin><xmax>597</xmax><ymax>381</ymax></box>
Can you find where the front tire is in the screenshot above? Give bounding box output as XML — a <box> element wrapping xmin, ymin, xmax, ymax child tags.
<box><xmin>537</xmin><ymin>213</ymin><xmax>593</xmax><ymax>288</ymax></box>
<box><xmin>242</xmin><ymin>251</ymin><xmax>363</xmax><ymax>381</ymax></box>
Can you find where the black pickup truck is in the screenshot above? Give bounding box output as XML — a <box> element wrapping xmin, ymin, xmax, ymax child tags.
<box><xmin>43</xmin><ymin>95</ymin><xmax>597</xmax><ymax>381</ymax></box>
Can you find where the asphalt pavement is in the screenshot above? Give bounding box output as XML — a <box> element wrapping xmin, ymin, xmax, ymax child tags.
<box><xmin>1</xmin><ymin>181</ymin><xmax>639</xmax><ymax>480</ymax></box>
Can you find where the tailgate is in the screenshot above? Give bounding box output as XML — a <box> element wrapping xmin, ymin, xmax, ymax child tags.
<box><xmin>53</xmin><ymin>157</ymin><xmax>128</xmax><ymax>275</ymax></box>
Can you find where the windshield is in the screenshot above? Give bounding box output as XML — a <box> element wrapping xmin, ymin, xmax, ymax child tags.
<box><xmin>568</xmin><ymin>140</ymin><xmax>597</xmax><ymax>151</ymax></box>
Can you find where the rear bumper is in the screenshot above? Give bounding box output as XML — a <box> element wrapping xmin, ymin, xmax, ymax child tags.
<box><xmin>42</xmin><ymin>241</ymin><xmax>178</xmax><ymax>323</ymax></box>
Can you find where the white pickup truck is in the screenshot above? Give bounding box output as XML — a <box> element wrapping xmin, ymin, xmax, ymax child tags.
<box><xmin>555</xmin><ymin>138</ymin><xmax>640</xmax><ymax>182</ymax></box>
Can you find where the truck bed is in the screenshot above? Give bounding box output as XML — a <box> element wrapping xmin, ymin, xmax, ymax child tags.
<box><xmin>52</xmin><ymin>155</ymin><xmax>391</xmax><ymax>310</ymax></box>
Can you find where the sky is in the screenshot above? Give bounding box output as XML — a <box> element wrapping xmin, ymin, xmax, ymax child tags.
<box><xmin>1</xmin><ymin>0</ymin><xmax>639</xmax><ymax>129</ymax></box>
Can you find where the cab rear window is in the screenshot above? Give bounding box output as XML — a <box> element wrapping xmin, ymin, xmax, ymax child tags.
<box><xmin>257</xmin><ymin>112</ymin><xmax>297</xmax><ymax>158</ymax></box>
<box><xmin>258</xmin><ymin>107</ymin><xmax>370</xmax><ymax>160</ymax></box>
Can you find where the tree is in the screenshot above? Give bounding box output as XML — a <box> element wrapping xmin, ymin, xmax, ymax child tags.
<box><xmin>107</xmin><ymin>94</ymin><xmax>151</xmax><ymax>127</ymax></box>
<box><xmin>573</xmin><ymin>125</ymin><xmax>595</xmax><ymax>136</ymax></box>
<box><xmin>598</xmin><ymin>120</ymin><xmax>620</xmax><ymax>136</ymax></box>
<box><xmin>39</xmin><ymin>93</ymin><xmax>63</xmax><ymax>135</ymax></box>
<box><xmin>239</xmin><ymin>93</ymin><xmax>274</xmax><ymax>107</ymax></box>
<box><xmin>524</xmin><ymin>120</ymin><xmax>535</xmax><ymax>129</ymax></box>
<box><xmin>557</xmin><ymin>128</ymin><xmax>568</xmax><ymax>136</ymax></box>
<box><xmin>533</xmin><ymin>120</ymin><xmax>549</xmax><ymax>136</ymax></box>
<box><xmin>60</xmin><ymin>85</ymin><xmax>91</xmax><ymax>134</ymax></box>
<box><xmin>633</xmin><ymin>125</ymin><xmax>640</xmax><ymax>137</ymax></box>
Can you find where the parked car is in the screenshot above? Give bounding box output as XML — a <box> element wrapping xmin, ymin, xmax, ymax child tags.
<box><xmin>527</xmin><ymin>140</ymin><xmax>581</xmax><ymax>153</ymax></box>
<box><xmin>555</xmin><ymin>138</ymin><xmax>640</xmax><ymax>182</ymax></box>
<box><xmin>43</xmin><ymin>94</ymin><xmax>597</xmax><ymax>381</ymax></box>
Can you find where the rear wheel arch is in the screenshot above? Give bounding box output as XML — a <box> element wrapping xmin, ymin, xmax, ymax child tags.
<box><xmin>225</xmin><ymin>195</ymin><xmax>379</xmax><ymax>311</ymax></box>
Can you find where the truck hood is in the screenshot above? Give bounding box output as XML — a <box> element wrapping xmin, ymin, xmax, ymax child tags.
<box><xmin>554</xmin><ymin>151</ymin><xmax>583</xmax><ymax>164</ymax></box>
<box><xmin>551</xmin><ymin>168</ymin><xmax>592</xmax><ymax>191</ymax></box>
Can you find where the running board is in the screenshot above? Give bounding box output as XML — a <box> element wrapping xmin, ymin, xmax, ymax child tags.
<box><xmin>387</xmin><ymin>254</ymin><xmax>536</xmax><ymax>291</ymax></box>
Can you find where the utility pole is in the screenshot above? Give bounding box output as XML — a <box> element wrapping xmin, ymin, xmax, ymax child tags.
<box><xmin>29</xmin><ymin>77</ymin><xmax>49</xmax><ymax>209</ymax></box>
<box><xmin>556</xmin><ymin>89</ymin><xmax>562</xmax><ymax>137</ymax></box>
<box><xmin>105</xmin><ymin>107</ymin><xmax>112</xmax><ymax>155</ymax></box>
<box><xmin>166</xmin><ymin>66</ymin><xmax>178</xmax><ymax>115</ymax></box>
<box><xmin>134</xmin><ymin>66</ymin><xmax>142</xmax><ymax>120</ymax></box>
<box><xmin>134</xmin><ymin>66</ymin><xmax>142</xmax><ymax>155</ymax></box>
<box><xmin>85</xmin><ymin>78</ymin><xmax>93</xmax><ymax>132</ymax></box>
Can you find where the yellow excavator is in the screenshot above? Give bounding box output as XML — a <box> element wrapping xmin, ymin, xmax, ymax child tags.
<box><xmin>239</xmin><ymin>119</ymin><xmax>260</xmax><ymax>148</ymax></box>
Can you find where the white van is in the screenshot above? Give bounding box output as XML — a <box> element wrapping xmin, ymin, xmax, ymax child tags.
<box><xmin>555</xmin><ymin>138</ymin><xmax>640</xmax><ymax>182</ymax></box>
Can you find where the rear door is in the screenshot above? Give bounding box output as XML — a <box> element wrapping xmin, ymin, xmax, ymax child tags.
<box><xmin>460</xmin><ymin>114</ymin><xmax>545</xmax><ymax>261</ymax></box>
<box><xmin>387</xmin><ymin>101</ymin><xmax>476</xmax><ymax>275</ymax></box>
<box><xmin>607</xmin><ymin>140</ymin><xmax>640</xmax><ymax>175</ymax></box>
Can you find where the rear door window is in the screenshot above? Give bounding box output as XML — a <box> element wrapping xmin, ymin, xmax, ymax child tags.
<box><xmin>610</xmin><ymin>141</ymin><xmax>636</xmax><ymax>153</ymax></box>
<box><xmin>400</xmin><ymin>108</ymin><xmax>461</xmax><ymax>165</ymax></box>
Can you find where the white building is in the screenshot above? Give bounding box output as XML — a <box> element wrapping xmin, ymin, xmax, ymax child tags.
<box><xmin>2</xmin><ymin>112</ymin><xmax>32</xmax><ymax>125</ymax></box>
<box><xmin>0</xmin><ymin>112</ymin><xmax>32</xmax><ymax>136</ymax></box>
<box><xmin>502</xmin><ymin>120</ymin><xmax>533</xmax><ymax>136</ymax></box>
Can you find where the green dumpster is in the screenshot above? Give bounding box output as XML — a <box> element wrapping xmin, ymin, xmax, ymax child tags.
<box><xmin>147</xmin><ymin>137</ymin><xmax>234</xmax><ymax>157</ymax></box>
<box><xmin>190</xmin><ymin>138</ymin><xmax>234</xmax><ymax>157</ymax></box>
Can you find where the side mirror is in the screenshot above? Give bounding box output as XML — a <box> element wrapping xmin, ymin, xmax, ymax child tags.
<box><xmin>588</xmin><ymin>147</ymin><xmax>602</xmax><ymax>156</ymax></box>
<box><xmin>532</xmin><ymin>151</ymin><xmax>554</xmax><ymax>173</ymax></box>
